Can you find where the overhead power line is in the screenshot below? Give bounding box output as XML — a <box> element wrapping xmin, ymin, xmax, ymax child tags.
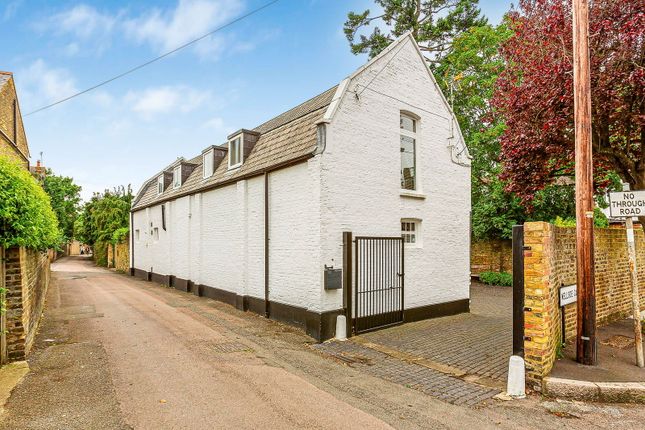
<box><xmin>25</xmin><ymin>0</ymin><xmax>280</xmax><ymax>116</ymax></box>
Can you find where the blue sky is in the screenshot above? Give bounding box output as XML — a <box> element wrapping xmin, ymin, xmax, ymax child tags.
<box><xmin>2</xmin><ymin>0</ymin><xmax>512</xmax><ymax>200</ymax></box>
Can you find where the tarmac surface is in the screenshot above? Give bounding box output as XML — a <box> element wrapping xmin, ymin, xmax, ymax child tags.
<box><xmin>1</xmin><ymin>256</ymin><xmax>644</xmax><ymax>429</ymax></box>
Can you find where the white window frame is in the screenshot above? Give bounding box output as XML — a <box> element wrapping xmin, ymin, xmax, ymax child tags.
<box><xmin>157</xmin><ymin>175</ymin><xmax>164</xmax><ymax>194</ymax></box>
<box><xmin>203</xmin><ymin>149</ymin><xmax>214</xmax><ymax>178</ymax></box>
<box><xmin>173</xmin><ymin>166</ymin><xmax>181</xmax><ymax>188</ymax></box>
<box><xmin>400</xmin><ymin>113</ymin><xmax>418</xmax><ymax>191</ymax></box>
<box><xmin>228</xmin><ymin>136</ymin><xmax>242</xmax><ymax>169</ymax></box>
<box><xmin>401</xmin><ymin>219</ymin><xmax>422</xmax><ymax>248</ymax></box>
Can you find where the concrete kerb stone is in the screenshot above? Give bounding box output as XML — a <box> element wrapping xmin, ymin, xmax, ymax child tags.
<box><xmin>543</xmin><ymin>377</ymin><xmax>645</xmax><ymax>404</ymax></box>
<box><xmin>595</xmin><ymin>382</ymin><xmax>645</xmax><ymax>404</ymax></box>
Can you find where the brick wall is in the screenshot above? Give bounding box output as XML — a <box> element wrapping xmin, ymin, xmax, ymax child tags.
<box><xmin>471</xmin><ymin>239</ymin><xmax>512</xmax><ymax>277</ymax></box>
<box><xmin>2</xmin><ymin>247</ymin><xmax>51</xmax><ymax>361</ymax></box>
<box><xmin>523</xmin><ymin>222</ymin><xmax>645</xmax><ymax>385</ymax></box>
<box><xmin>115</xmin><ymin>240</ymin><xmax>129</xmax><ymax>273</ymax></box>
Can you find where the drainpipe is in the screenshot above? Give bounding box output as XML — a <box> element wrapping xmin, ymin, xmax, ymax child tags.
<box><xmin>130</xmin><ymin>212</ymin><xmax>135</xmax><ymax>276</ymax></box>
<box><xmin>264</xmin><ymin>172</ymin><xmax>270</xmax><ymax>317</ymax></box>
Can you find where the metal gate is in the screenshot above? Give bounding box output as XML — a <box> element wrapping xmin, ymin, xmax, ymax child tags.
<box><xmin>354</xmin><ymin>237</ymin><xmax>404</xmax><ymax>333</ymax></box>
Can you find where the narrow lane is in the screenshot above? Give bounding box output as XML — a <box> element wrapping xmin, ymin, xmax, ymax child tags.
<box><xmin>2</xmin><ymin>257</ymin><xmax>393</xmax><ymax>430</ymax></box>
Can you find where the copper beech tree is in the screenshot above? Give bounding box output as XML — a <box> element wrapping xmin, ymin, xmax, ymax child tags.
<box><xmin>493</xmin><ymin>0</ymin><xmax>644</xmax><ymax>203</ymax></box>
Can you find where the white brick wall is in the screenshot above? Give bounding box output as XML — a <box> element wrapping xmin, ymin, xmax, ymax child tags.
<box><xmin>132</xmin><ymin>35</ymin><xmax>470</xmax><ymax>317</ymax></box>
<box><xmin>319</xmin><ymin>38</ymin><xmax>471</xmax><ymax>312</ymax></box>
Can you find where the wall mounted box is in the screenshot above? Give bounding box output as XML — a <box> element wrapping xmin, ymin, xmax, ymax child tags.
<box><xmin>324</xmin><ymin>268</ymin><xmax>342</xmax><ymax>290</ymax></box>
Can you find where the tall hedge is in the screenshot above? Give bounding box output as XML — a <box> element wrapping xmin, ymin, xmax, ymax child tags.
<box><xmin>0</xmin><ymin>157</ymin><xmax>60</xmax><ymax>250</ymax></box>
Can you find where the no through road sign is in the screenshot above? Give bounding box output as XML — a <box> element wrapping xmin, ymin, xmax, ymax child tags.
<box><xmin>608</xmin><ymin>191</ymin><xmax>645</xmax><ymax>217</ymax></box>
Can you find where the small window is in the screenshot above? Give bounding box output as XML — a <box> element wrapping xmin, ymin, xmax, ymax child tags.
<box><xmin>203</xmin><ymin>149</ymin><xmax>214</xmax><ymax>178</ymax></box>
<box><xmin>400</xmin><ymin>113</ymin><xmax>417</xmax><ymax>191</ymax></box>
<box><xmin>153</xmin><ymin>227</ymin><xmax>159</xmax><ymax>242</ymax></box>
<box><xmin>173</xmin><ymin>166</ymin><xmax>181</xmax><ymax>188</ymax></box>
<box><xmin>157</xmin><ymin>175</ymin><xmax>164</xmax><ymax>194</ymax></box>
<box><xmin>228</xmin><ymin>137</ymin><xmax>242</xmax><ymax>169</ymax></box>
<box><xmin>135</xmin><ymin>229</ymin><xmax>140</xmax><ymax>241</ymax></box>
<box><xmin>401</xmin><ymin>220</ymin><xmax>421</xmax><ymax>246</ymax></box>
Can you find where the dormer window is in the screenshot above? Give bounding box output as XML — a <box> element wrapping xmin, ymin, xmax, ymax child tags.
<box><xmin>173</xmin><ymin>166</ymin><xmax>181</xmax><ymax>188</ymax></box>
<box><xmin>157</xmin><ymin>175</ymin><xmax>164</xmax><ymax>194</ymax></box>
<box><xmin>203</xmin><ymin>149</ymin><xmax>214</xmax><ymax>178</ymax></box>
<box><xmin>228</xmin><ymin>137</ymin><xmax>242</xmax><ymax>169</ymax></box>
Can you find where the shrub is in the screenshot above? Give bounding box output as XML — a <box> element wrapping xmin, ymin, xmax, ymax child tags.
<box><xmin>480</xmin><ymin>271</ymin><xmax>513</xmax><ymax>286</ymax></box>
<box><xmin>552</xmin><ymin>207</ymin><xmax>609</xmax><ymax>229</ymax></box>
<box><xmin>0</xmin><ymin>157</ymin><xmax>60</xmax><ymax>250</ymax></box>
<box><xmin>111</xmin><ymin>227</ymin><xmax>129</xmax><ymax>244</ymax></box>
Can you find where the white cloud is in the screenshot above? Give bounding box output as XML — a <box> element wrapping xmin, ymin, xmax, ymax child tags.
<box><xmin>3</xmin><ymin>0</ymin><xmax>22</xmax><ymax>21</ymax></box>
<box><xmin>124</xmin><ymin>0</ymin><xmax>244</xmax><ymax>60</ymax></box>
<box><xmin>125</xmin><ymin>85</ymin><xmax>211</xmax><ymax>119</ymax></box>
<box><xmin>18</xmin><ymin>59</ymin><xmax>78</xmax><ymax>109</ymax></box>
<box><xmin>50</xmin><ymin>4</ymin><xmax>116</xmax><ymax>39</ymax></box>
<box><xmin>35</xmin><ymin>4</ymin><xmax>118</xmax><ymax>55</ymax></box>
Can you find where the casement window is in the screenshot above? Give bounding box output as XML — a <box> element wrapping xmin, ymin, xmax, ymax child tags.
<box><xmin>173</xmin><ymin>166</ymin><xmax>181</xmax><ymax>188</ymax></box>
<box><xmin>400</xmin><ymin>113</ymin><xmax>417</xmax><ymax>191</ymax></box>
<box><xmin>157</xmin><ymin>175</ymin><xmax>164</xmax><ymax>194</ymax></box>
<box><xmin>203</xmin><ymin>149</ymin><xmax>214</xmax><ymax>178</ymax></box>
<box><xmin>228</xmin><ymin>136</ymin><xmax>242</xmax><ymax>169</ymax></box>
<box><xmin>401</xmin><ymin>219</ymin><xmax>421</xmax><ymax>247</ymax></box>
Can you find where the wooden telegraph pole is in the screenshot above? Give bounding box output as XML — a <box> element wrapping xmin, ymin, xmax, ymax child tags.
<box><xmin>573</xmin><ymin>0</ymin><xmax>597</xmax><ymax>365</ymax></box>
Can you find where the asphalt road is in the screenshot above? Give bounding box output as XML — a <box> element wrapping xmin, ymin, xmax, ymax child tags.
<box><xmin>2</xmin><ymin>256</ymin><xmax>644</xmax><ymax>430</ymax></box>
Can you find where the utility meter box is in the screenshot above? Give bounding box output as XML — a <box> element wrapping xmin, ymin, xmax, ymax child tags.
<box><xmin>324</xmin><ymin>268</ymin><xmax>342</xmax><ymax>290</ymax></box>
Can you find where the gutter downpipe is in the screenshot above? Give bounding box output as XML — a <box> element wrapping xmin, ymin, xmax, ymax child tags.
<box><xmin>130</xmin><ymin>212</ymin><xmax>135</xmax><ymax>276</ymax></box>
<box><xmin>264</xmin><ymin>171</ymin><xmax>270</xmax><ymax>318</ymax></box>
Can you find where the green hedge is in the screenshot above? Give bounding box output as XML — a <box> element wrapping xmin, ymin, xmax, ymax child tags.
<box><xmin>0</xmin><ymin>157</ymin><xmax>60</xmax><ymax>250</ymax></box>
<box><xmin>480</xmin><ymin>271</ymin><xmax>513</xmax><ymax>287</ymax></box>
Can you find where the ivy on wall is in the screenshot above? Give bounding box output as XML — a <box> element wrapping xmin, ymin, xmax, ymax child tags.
<box><xmin>0</xmin><ymin>157</ymin><xmax>60</xmax><ymax>250</ymax></box>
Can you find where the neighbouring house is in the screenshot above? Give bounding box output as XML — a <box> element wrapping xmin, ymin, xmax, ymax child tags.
<box><xmin>130</xmin><ymin>33</ymin><xmax>472</xmax><ymax>341</ymax></box>
<box><xmin>0</xmin><ymin>71</ymin><xmax>52</xmax><ymax>363</ymax></box>
<box><xmin>0</xmin><ymin>71</ymin><xmax>29</xmax><ymax>168</ymax></box>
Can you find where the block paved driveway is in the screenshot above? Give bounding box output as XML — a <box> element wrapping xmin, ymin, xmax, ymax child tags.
<box><xmin>314</xmin><ymin>283</ymin><xmax>512</xmax><ymax>406</ymax></box>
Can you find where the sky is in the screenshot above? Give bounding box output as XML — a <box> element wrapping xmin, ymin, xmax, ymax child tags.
<box><xmin>1</xmin><ymin>0</ymin><xmax>513</xmax><ymax>200</ymax></box>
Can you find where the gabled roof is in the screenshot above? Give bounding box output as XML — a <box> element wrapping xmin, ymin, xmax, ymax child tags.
<box><xmin>132</xmin><ymin>86</ymin><xmax>337</xmax><ymax>210</ymax></box>
<box><xmin>132</xmin><ymin>31</ymin><xmax>470</xmax><ymax>211</ymax></box>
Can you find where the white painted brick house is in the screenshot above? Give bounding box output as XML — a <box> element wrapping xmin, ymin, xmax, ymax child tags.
<box><xmin>130</xmin><ymin>33</ymin><xmax>471</xmax><ymax>341</ymax></box>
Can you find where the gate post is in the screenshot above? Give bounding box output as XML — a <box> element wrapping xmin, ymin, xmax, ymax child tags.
<box><xmin>342</xmin><ymin>232</ymin><xmax>352</xmax><ymax>337</ymax></box>
<box><xmin>512</xmin><ymin>225</ymin><xmax>525</xmax><ymax>357</ymax></box>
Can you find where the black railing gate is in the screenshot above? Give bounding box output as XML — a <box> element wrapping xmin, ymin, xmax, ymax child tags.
<box><xmin>353</xmin><ymin>236</ymin><xmax>404</xmax><ymax>334</ymax></box>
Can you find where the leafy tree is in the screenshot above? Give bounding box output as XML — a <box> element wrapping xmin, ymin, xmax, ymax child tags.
<box><xmin>344</xmin><ymin>0</ymin><xmax>487</xmax><ymax>64</ymax></box>
<box><xmin>76</xmin><ymin>186</ymin><xmax>133</xmax><ymax>246</ymax></box>
<box><xmin>41</xmin><ymin>169</ymin><xmax>82</xmax><ymax>242</ymax></box>
<box><xmin>493</xmin><ymin>0</ymin><xmax>644</xmax><ymax>204</ymax></box>
<box><xmin>436</xmin><ymin>23</ymin><xmax>577</xmax><ymax>239</ymax></box>
<box><xmin>0</xmin><ymin>157</ymin><xmax>60</xmax><ymax>249</ymax></box>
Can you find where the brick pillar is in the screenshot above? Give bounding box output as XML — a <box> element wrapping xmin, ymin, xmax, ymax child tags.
<box><xmin>523</xmin><ymin>222</ymin><xmax>560</xmax><ymax>386</ymax></box>
<box><xmin>3</xmin><ymin>247</ymin><xmax>26</xmax><ymax>360</ymax></box>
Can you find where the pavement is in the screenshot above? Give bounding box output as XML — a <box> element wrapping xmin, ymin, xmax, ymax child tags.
<box><xmin>1</xmin><ymin>256</ymin><xmax>644</xmax><ymax>429</ymax></box>
<box><xmin>551</xmin><ymin>318</ymin><xmax>645</xmax><ymax>383</ymax></box>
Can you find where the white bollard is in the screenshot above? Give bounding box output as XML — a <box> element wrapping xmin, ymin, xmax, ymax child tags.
<box><xmin>506</xmin><ymin>355</ymin><xmax>526</xmax><ymax>399</ymax></box>
<box><xmin>335</xmin><ymin>315</ymin><xmax>347</xmax><ymax>340</ymax></box>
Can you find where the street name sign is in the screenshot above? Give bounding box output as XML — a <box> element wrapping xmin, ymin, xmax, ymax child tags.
<box><xmin>559</xmin><ymin>284</ymin><xmax>577</xmax><ymax>307</ymax></box>
<box><xmin>609</xmin><ymin>191</ymin><xmax>645</xmax><ymax>217</ymax></box>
